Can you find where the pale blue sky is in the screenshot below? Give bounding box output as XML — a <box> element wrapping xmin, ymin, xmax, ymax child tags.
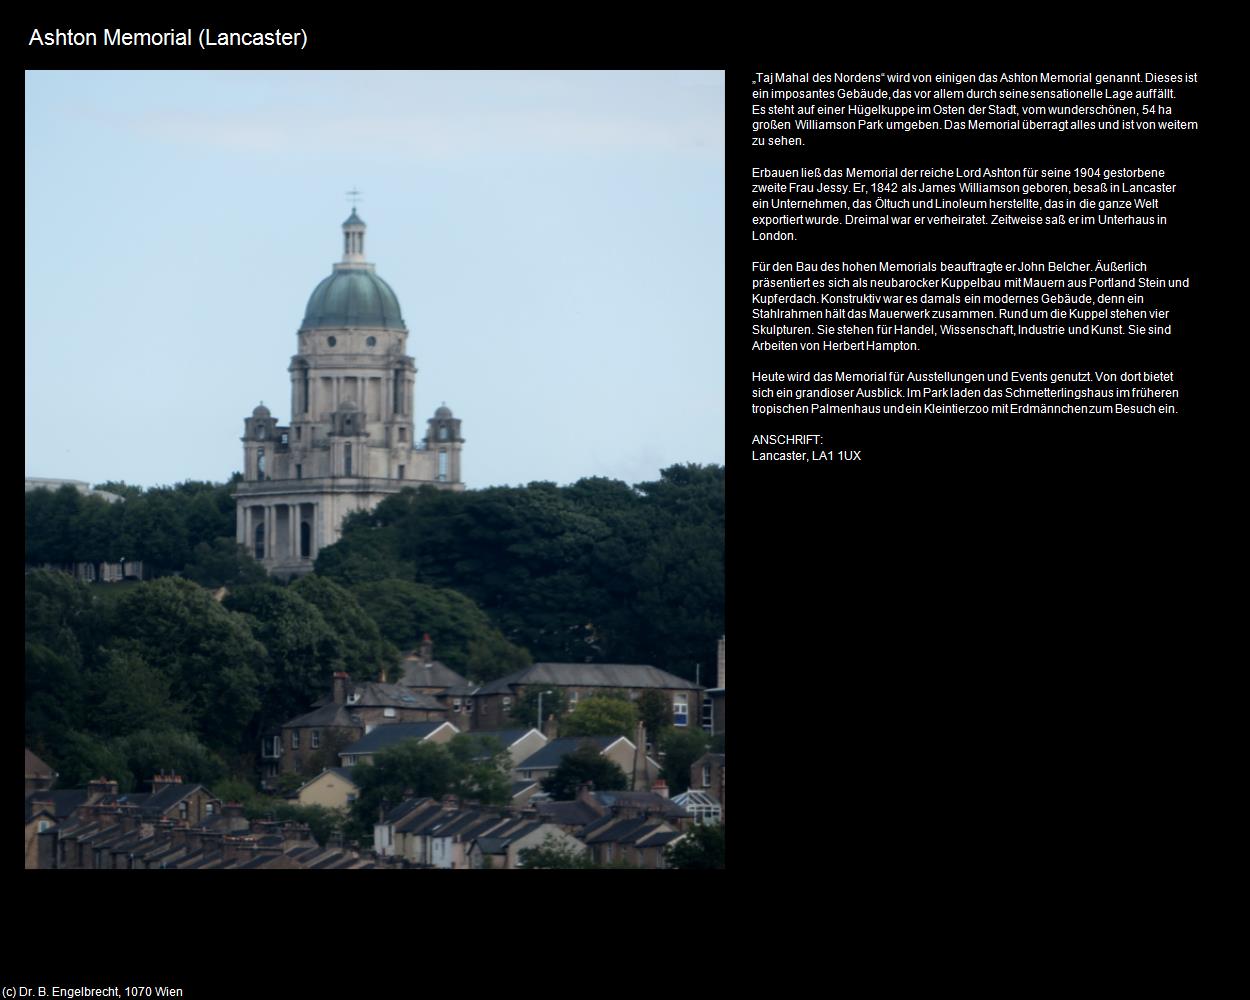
<box><xmin>25</xmin><ymin>70</ymin><xmax>724</xmax><ymax>489</ymax></box>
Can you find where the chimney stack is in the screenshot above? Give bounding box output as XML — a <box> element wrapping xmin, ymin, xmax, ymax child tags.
<box><xmin>87</xmin><ymin>777</ymin><xmax>119</xmax><ymax>801</ymax></box>
<box><xmin>717</xmin><ymin>635</ymin><xmax>726</xmax><ymax>689</ymax></box>
<box><xmin>150</xmin><ymin>772</ymin><xmax>183</xmax><ymax>794</ymax></box>
<box><xmin>332</xmin><ymin>671</ymin><xmax>351</xmax><ymax>705</ymax></box>
<box><xmin>420</xmin><ymin>633</ymin><xmax>434</xmax><ymax>665</ymax></box>
<box><xmin>542</xmin><ymin>712</ymin><xmax>559</xmax><ymax>740</ymax></box>
<box><xmin>653</xmin><ymin>778</ymin><xmax>669</xmax><ymax>799</ymax></box>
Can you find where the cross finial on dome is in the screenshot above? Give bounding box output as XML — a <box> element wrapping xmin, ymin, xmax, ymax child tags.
<box><xmin>346</xmin><ymin>187</ymin><xmax>363</xmax><ymax>210</ymax></box>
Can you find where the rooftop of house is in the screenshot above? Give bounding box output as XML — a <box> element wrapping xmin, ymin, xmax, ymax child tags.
<box><xmin>25</xmin><ymin>789</ymin><xmax>88</xmax><ymax>823</ymax></box>
<box><xmin>293</xmin><ymin>767</ymin><xmax>360</xmax><ymax>796</ymax></box>
<box><xmin>477</xmin><ymin>662</ymin><xmax>701</xmax><ymax>695</ymax></box>
<box><xmin>303</xmin><ymin>681</ymin><xmax>446</xmax><ymax>716</ymax></box>
<box><xmin>398</xmin><ymin>657</ymin><xmax>469</xmax><ymax>690</ymax></box>
<box><xmin>515</xmin><ymin>735</ymin><xmax>626</xmax><ymax>771</ymax></box>
<box><xmin>339</xmin><ymin>722</ymin><xmax>458</xmax><ymax>758</ymax></box>
<box><xmin>473</xmin><ymin>821</ymin><xmax>545</xmax><ymax>854</ymax></box>
<box><xmin>591</xmin><ymin>789</ymin><xmax>689</xmax><ymax>819</ymax></box>
<box><xmin>581</xmin><ymin>813</ymin><xmax>683</xmax><ymax>848</ymax></box>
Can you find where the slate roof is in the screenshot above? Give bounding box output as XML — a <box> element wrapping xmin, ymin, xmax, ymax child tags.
<box><xmin>340</xmin><ymin>722</ymin><xmax>455</xmax><ymax>757</ymax></box>
<box><xmin>593</xmin><ymin>790</ymin><xmax>689</xmax><ymax>819</ymax></box>
<box><xmin>581</xmin><ymin>814</ymin><xmax>681</xmax><ymax>847</ymax></box>
<box><xmin>535</xmin><ymin>799</ymin><xmax>601</xmax><ymax>827</ymax></box>
<box><xmin>473</xmin><ymin>820</ymin><xmax>545</xmax><ymax>855</ymax></box>
<box><xmin>383</xmin><ymin>797</ymin><xmax>436</xmax><ymax>825</ymax></box>
<box><xmin>516</xmin><ymin>735</ymin><xmax>624</xmax><ymax>771</ymax></box>
<box><xmin>398</xmin><ymin>658</ymin><xmax>469</xmax><ymax>689</ymax></box>
<box><xmin>467</xmin><ymin>728</ymin><xmax>532</xmax><ymax>751</ymax></box>
<box><xmin>288</xmin><ymin>684</ymin><xmax>444</xmax><ymax>728</ymax></box>
<box><xmin>348</xmin><ymin>682</ymin><xmax>445</xmax><ymax>711</ymax></box>
<box><xmin>511</xmin><ymin>780</ymin><xmax>540</xmax><ymax>799</ymax></box>
<box><xmin>139</xmin><ymin>783</ymin><xmax>211</xmax><ymax>817</ymax></box>
<box><xmin>25</xmin><ymin>789</ymin><xmax>88</xmax><ymax>823</ymax></box>
<box><xmin>477</xmin><ymin>662</ymin><xmax>701</xmax><ymax>694</ymax></box>
<box><xmin>283</xmin><ymin>703</ymin><xmax>361</xmax><ymax>729</ymax></box>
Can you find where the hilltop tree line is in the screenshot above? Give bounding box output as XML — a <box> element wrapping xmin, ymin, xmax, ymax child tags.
<box><xmin>315</xmin><ymin>464</ymin><xmax>725</xmax><ymax>679</ymax></box>
<box><xmin>26</xmin><ymin>464</ymin><xmax>724</xmax><ymax>680</ymax></box>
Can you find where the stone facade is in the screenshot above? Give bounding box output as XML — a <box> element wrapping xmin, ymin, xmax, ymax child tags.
<box><xmin>235</xmin><ymin>210</ymin><xmax>465</xmax><ymax>577</ymax></box>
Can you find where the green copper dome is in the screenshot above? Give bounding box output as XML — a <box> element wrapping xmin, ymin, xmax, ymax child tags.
<box><xmin>301</xmin><ymin>268</ymin><xmax>406</xmax><ymax>330</ymax></box>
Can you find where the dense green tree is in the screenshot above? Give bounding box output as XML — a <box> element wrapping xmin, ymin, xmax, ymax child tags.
<box><xmin>289</xmin><ymin>575</ymin><xmax>398</xmax><ymax>680</ymax></box>
<box><xmin>508</xmin><ymin>687</ymin><xmax>568</xmax><ymax>730</ymax></box>
<box><xmin>561</xmin><ymin>692</ymin><xmax>638</xmax><ymax>740</ymax></box>
<box><xmin>665</xmin><ymin>821</ymin><xmax>725</xmax><ymax>869</ymax></box>
<box><xmin>101</xmin><ymin>578</ymin><xmax>264</xmax><ymax>754</ymax></box>
<box><xmin>313</xmin><ymin>523</ymin><xmax>411</xmax><ymax>583</ymax></box>
<box><xmin>351</xmin><ymin>578</ymin><xmax>530</xmax><ymax>680</ymax></box>
<box><xmin>48</xmin><ymin>731</ymin><xmax>135</xmax><ymax>791</ymax></box>
<box><xmin>346</xmin><ymin>741</ymin><xmax>461</xmax><ymax>841</ymax></box>
<box><xmin>26</xmin><ymin>478</ymin><xmax>242</xmax><ymax>578</ymax></box>
<box><xmin>446</xmin><ymin>733</ymin><xmax>512</xmax><ymax>805</ymax></box>
<box><xmin>517</xmin><ymin>834</ymin><xmax>595</xmax><ymax>869</ymax></box>
<box><xmin>115</xmin><ymin>729</ymin><xmax>228</xmax><ymax>789</ymax></box>
<box><xmin>636</xmin><ymin>690</ymin><xmax>674</xmax><ymax>743</ymax></box>
<box><xmin>316</xmin><ymin>466</ymin><xmax>724</xmax><ymax>677</ymax></box>
<box><xmin>25</xmin><ymin>571</ymin><xmax>94</xmax><ymax>745</ymax></box>
<box><xmin>540</xmin><ymin>743</ymin><xmax>629</xmax><ymax>800</ymax></box>
<box><xmin>224</xmin><ymin>583</ymin><xmax>344</xmax><ymax>727</ymax></box>
<box><xmin>183</xmin><ymin>538</ymin><xmax>268</xmax><ymax>588</ymax></box>
<box><xmin>659</xmin><ymin>727</ymin><xmax>710</xmax><ymax>794</ymax></box>
<box><xmin>89</xmin><ymin>648</ymin><xmax>188</xmax><ymax>739</ymax></box>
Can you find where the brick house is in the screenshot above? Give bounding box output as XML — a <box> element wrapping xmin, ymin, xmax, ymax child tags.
<box><xmin>262</xmin><ymin>671</ymin><xmax>449</xmax><ymax>787</ymax></box>
<box><xmin>471</xmin><ymin>662</ymin><xmax>704</xmax><ymax>732</ymax></box>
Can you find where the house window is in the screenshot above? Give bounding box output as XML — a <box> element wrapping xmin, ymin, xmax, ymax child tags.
<box><xmin>384</xmin><ymin>707</ymin><xmax>397</xmax><ymax>718</ymax></box>
<box><xmin>464</xmin><ymin>700</ymin><xmax>473</xmax><ymax>713</ymax></box>
<box><xmin>280</xmin><ymin>432</ymin><xmax>289</xmax><ymax>446</ymax></box>
<box><xmin>453</xmin><ymin>699</ymin><xmax>462</xmax><ymax>713</ymax></box>
<box><xmin>344</xmin><ymin>443</ymin><xmax>352</xmax><ymax>477</ymax></box>
<box><xmin>291</xmin><ymin>730</ymin><xmax>299</xmax><ymax>750</ymax></box>
<box><xmin>311</xmin><ymin>730</ymin><xmax>321</xmax><ymax>749</ymax></box>
<box><xmin>398</xmin><ymin>464</ymin><xmax>405</xmax><ymax>480</ymax></box>
<box><xmin>206</xmin><ymin>802</ymin><xmax>215</xmax><ymax>815</ymax></box>
<box><xmin>296</xmin><ymin>464</ymin><xmax>302</xmax><ymax>480</ymax></box>
<box><xmin>502</xmin><ymin>697</ymin><xmax>512</xmax><ymax>711</ymax></box>
<box><xmin>398</xmin><ymin>427</ymin><xmax>407</xmax><ymax>442</ymax></box>
<box><xmin>702</xmin><ymin>763</ymin><xmax>713</xmax><ymax>788</ymax></box>
<box><xmin>569</xmin><ymin>691</ymin><xmax>579</xmax><ymax>708</ymax></box>
<box><xmin>179</xmin><ymin>802</ymin><xmax>189</xmax><ymax>820</ymax></box>
<box><xmin>438</xmin><ymin>449</ymin><xmax>448</xmax><ymax>481</ymax></box>
<box><xmin>673</xmin><ymin>695</ymin><xmax>689</xmax><ymax>727</ymax></box>
<box><xmin>257</xmin><ymin>448</ymin><xmax>265</xmax><ymax>480</ymax></box>
<box><xmin>38</xmin><ymin>820</ymin><xmax>50</xmax><ymax>833</ymax></box>
<box><xmin>263</xmin><ymin>735</ymin><xmax>282</xmax><ymax>758</ymax></box>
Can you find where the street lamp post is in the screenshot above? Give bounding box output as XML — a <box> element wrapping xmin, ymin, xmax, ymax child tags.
<box><xmin>537</xmin><ymin>689</ymin><xmax>554</xmax><ymax>731</ymax></box>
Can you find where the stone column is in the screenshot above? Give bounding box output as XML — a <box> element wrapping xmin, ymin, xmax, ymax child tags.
<box><xmin>265</xmin><ymin>506</ymin><xmax>275</xmax><ymax>564</ymax></box>
<box><xmin>288</xmin><ymin>504</ymin><xmax>298</xmax><ymax>562</ymax></box>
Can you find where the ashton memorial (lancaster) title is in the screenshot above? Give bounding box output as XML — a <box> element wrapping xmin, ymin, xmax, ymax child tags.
<box><xmin>28</xmin><ymin>27</ymin><xmax>307</xmax><ymax>48</ymax></box>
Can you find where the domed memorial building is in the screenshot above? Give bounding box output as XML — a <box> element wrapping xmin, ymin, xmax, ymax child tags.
<box><xmin>234</xmin><ymin>210</ymin><xmax>464</xmax><ymax>577</ymax></box>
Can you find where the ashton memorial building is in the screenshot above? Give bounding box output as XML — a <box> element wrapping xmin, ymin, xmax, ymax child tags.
<box><xmin>235</xmin><ymin>209</ymin><xmax>464</xmax><ymax>577</ymax></box>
